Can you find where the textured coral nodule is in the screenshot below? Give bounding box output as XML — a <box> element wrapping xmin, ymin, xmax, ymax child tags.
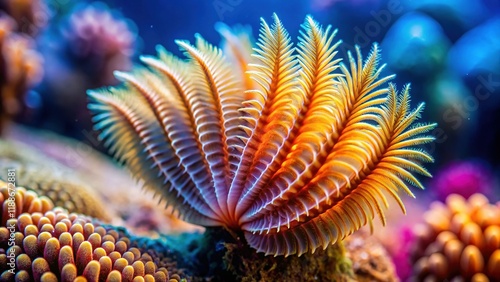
<box><xmin>0</xmin><ymin>181</ymin><xmax>54</xmax><ymax>224</ymax></box>
<box><xmin>410</xmin><ymin>193</ymin><xmax>500</xmax><ymax>281</ymax></box>
<box><xmin>0</xmin><ymin>159</ymin><xmax>111</xmax><ymax>221</ymax></box>
<box><xmin>17</xmin><ymin>179</ymin><xmax>110</xmax><ymax>222</ymax></box>
<box><xmin>0</xmin><ymin>183</ymin><xmax>184</xmax><ymax>282</ymax></box>
<box><xmin>88</xmin><ymin>14</ymin><xmax>436</xmax><ymax>256</ymax></box>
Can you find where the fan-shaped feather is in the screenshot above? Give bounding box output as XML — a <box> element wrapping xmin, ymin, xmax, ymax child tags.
<box><xmin>88</xmin><ymin>14</ymin><xmax>436</xmax><ymax>256</ymax></box>
<box><xmin>88</xmin><ymin>88</ymin><xmax>220</xmax><ymax>226</ymax></box>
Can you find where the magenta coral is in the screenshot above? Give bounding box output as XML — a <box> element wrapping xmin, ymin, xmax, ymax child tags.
<box><xmin>430</xmin><ymin>160</ymin><xmax>495</xmax><ymax>202</ymax></box>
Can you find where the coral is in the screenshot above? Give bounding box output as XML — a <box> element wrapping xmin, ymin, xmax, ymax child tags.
<box><xmin>409</xmin><ymin>193</ymin><xmax>500</xmax><ymax>281</ymax></box>
<box><xmin>0</xmin><ymin>0</ymin><xmax>49</xmax><ymax>35</ymax></box>
<box><xmin>0</xmin><ymin>132</ymin><xmax>200</xmax><ymax>235</ymax></box>
<box><xmin>88</xmin><ymin>14</ymin><xmax>435</xmax><ymax>256</ymax></box>
<box><xmin>35</xmin><ymin>2</ymin><xmax>137</xmax><ymax>139</ymax></box>
<box><xmin>2</xmin><ymin>174</ymin><xmax>399</xmax><ymax>282</ymax></box>
<box><xmin>0</xmin><ymin>182</ymin><xmax>54</xmax><ymax>224</ymax></box>
<box><xmin>429</xmin><ymin>160</ymin><xmax>496</xmax><ymax>202</ymax></box>
<box><xmin>0</xmin><ymin>13</ymin><xmax>43</xmax><ymax>133</ymax></box>
<box><xmin>386</xmin><ymin>226</ymin><xmax>414</xmax><ymax>280</ymax></box>
<box><xmin>61</xmin><ymin>2</ymin><xmax>136</xmax><ymax>85</ymax></box>
<box><xmin>163</xmin><ymin>227</ymin><xmax>397</xmax><ymax>281</ymax></box>
<box><xmin>109</xmin><ymin>228</ymin><xmax>193</xmax><ymax>280</ymax></box>
<box><xmin>0</xmin><ymin>184</ymin><xmax>186</xmax><ymax>282</ymax></box>
<box><xmin>19</xmin><ymin>179</ymin><xmax>110</xmax><ymax>222</ymax></box>
<box><xmin>0</xmin><ymin>154</ymin><xmax>111</xmax><ymax>222</ymax></box>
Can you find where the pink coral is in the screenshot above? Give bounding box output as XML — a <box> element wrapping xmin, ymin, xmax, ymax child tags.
<box><xmin>62</xmin><ymin>3</ymin><xmax>136</xmax><ymax>84</ymax></box>
<box><xmin>64</xmin><ymin>5</ymin><xmax>134</xmax><ymax>58</ymax></box>
<box><xmin>430</xmin><ymin>160</ymin><xmax>496</xmax><ymax>202</ymax></box>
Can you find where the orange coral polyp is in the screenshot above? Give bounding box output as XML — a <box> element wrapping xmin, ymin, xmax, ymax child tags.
<box><xmin>411</xmin><ymin>193</ymin><xmax>500</xmax><ymax>281</ymax></box>
<box><xmin>0</xmin><ymin>207</ymin><xmax>179</xmax><ymax>281</ymax></box>
<box><xmin>88</xmin><ymin>14</ymin><xmax>435</xmax><ymax>256</ymax></box>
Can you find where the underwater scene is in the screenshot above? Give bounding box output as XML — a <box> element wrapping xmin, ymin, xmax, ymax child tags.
<box><xmin>0</xmin><ymin>0</ymin><xmax>500</xmax><ymax>281</ymax></box>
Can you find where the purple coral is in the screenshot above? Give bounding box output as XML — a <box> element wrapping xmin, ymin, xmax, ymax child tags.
<box><xmin>430</xmin><ymin>160</ymin><xmax>496</xmax><ymax>202</ymax></box>
<box><xmin>62</xmin><ymin>2</ymin><xmax>137</xmax><ymax>84</ymax></box>
<box><xmin>35</xmin><ymin>2</ymin><xmax>138</xmax><ymax>137</ymax></box>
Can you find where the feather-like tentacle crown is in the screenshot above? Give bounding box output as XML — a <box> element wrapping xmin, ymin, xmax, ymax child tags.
<box><xmin>88</xmin><ymin>14</ymin><xmax>436</xmax><ymax>256</ymax></box>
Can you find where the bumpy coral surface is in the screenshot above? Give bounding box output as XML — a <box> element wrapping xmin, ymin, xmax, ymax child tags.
<box><xmin>89</xmin><ymin>14</ymin><xmax>435</xmax><ymax>256</ymax></box>
<box><xmin>0</xmin><ymin>182</ymin><xmax>185</xmax><ymax>282</ymax></box>
<box><xmin>0</xmin><ymin>133</ymin><xmax>202</xmax><ymax>236</ymax></box>
<box><xmin>19</xmin><ymin>179</ymin><xmax>110</xmax><ymax>222</ymax></box>
<box><xmin>410</xmin><ymin>193</ymin><xmax>500</xmax><ymax>281</ymax></box>
<box><xmin>0</xmin><ymin>150</ymin><xmax>110</xmax><ymax>221</ymax></box>
<box><xmin>0</xmin><ymin>159</ymin><xmax>110</xmax><ymax>221</ymax></box>
<box><xmin>0</xmin><ymin>13</ymin><xmax>43</xmax><ymax>133</ymax></box>
<box><xmin>0</xmin><ymin>132</ymin><xmax>201</xmax><ymax>237</ymax></box>
<box><xmin>0</xmin><ymin>182</ymin><xmax>53</xmax><ymax>223</ymax></box>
